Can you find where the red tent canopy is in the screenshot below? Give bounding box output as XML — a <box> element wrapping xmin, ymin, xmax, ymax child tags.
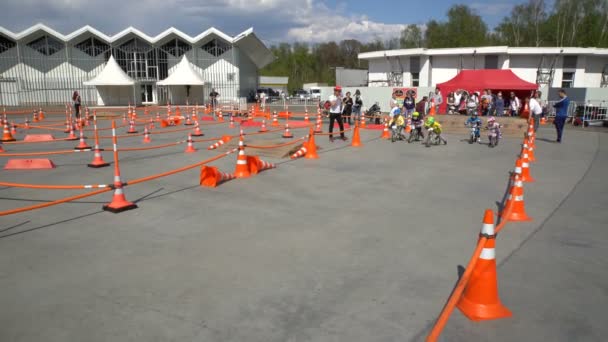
<box><xmin>436</xmin><ymin>69</ymin><xmax>538</xmax><ymax>113</ymax></box>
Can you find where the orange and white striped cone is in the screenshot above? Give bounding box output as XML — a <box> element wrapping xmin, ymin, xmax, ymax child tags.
<box><xmin>74</xmin><ymin>128</ymin><xmax>90</xmax><ymax>150</ymax></box>
<box><xmin>249</xmin><ymin>106</ymin><xmax>254</xmax><ymax>120</ymax></box>
<box><xmin>282</xmin><ymin>123</ymin><xmax>293</xmax><ymax>138</ymax></box>
<box><xmin>457</xmin><ymin>209</ymin><xmax>512</xmax><ymax>321</ymax></box>
<box><xmin>123</xmin><ymin>113</ymin><xmax>128</xmax><ymax>124</ymax></box>
<box><xmin>525</xmin><ymin>138</ymin><xmax>536</xmax><ymax>162</ymax></box>
<box><xmin>305</xmin><ymin>128</ymin><xmax>319</xmax><ymax>159</ymax></box>
<box><xmin>381</xmin><ymin>120</ymin><xmax>390</xmax><ymax>139</ymax></box>
<box><xmin>229</xmin><ymin>114</ymin><xmax>235</xmax><ymax>128</ymax></box>
<box><xmin>526</xmin><ymin>121</ymin><xmax>535</xmax><ymax>139</ymax></box>
<box><xmin>200</xmin><ymin>166</ymin><xmax>236</xmax><ymax>187</ymax></box>
<box><xmin>259</xmin><ymin>119</ymin><xmax>268</xmax><ymax>133</ymax></box>
<box><xmin>360</xmin><ymin>112</ymin><xmax>366</xmax><ymax>128</ymax></box>
<box><xmin>314</xmin><ymin>116</ymin><xmax>323</xmax><ymax>134</ymax></box>
<box><xmin>217</xmin><ymin>110</ymin><xmax>224</xmax><ymax>122</ymax></box>
<box><xmin>192</xmin><ymin>121</ymin><xmax>204</xmax><ymax>137</ymax></box>
<box><xmin>185</xmin><ymin>114</ymin><xmax>193</xmax><ymax>126</ymax></box>
<box><xmin>33</xmin><ymin>111</ymin><xmax>39</xmax><ymax>123</ymax></box>
<box><xmin>247</xmin><ymin>155</ymin><xmax>275</xmax><ymax>175</ymax></box>
<box><xmin>271</xmin><ymin>111</ymin><xmax>279</xmax><ymax>126</ymax></box>
<box><xmin>142</xmin><ymin>127</ymin><xmax>151</xmax><ymax>144</ymax></box>
<box><xmin>208</xmin><ymin>135</ymin><xmax>232</xmax><ymax>150</ymax></box>
<box><xmin>184</xmin><ymin>133</ymin><xmax>197</xmax><ymax>153</ymax></box>
<box><xmin>519</xmin><ymin>152</ymin><xmax>535</xmax><ymax>182</ymax></box>
<box><xmin>24</xmin><ymin>119</ymin><xmax>30</xmax><ymax>130</ymax></box>
<box><xmin>304</xmin><ymin>109</ymin><xmax>310</xmax><ymax>123</ymax></box>
<box><xmin>192</xmin><ymin>109</ymin><xmax>198</xmax><ymax>122</ymax></box>
<box><xmin>1</xmin><ymin>122</ymin><xmax>16</xmax><ymax>142</ymax></box>
<box><xmin>10</xmin><ymin>123</ymin><xmax>17</xmax><ymax>135</ymax></box>
<box><xmin>540</xmin><ymin>116</ymin><xmax>547</xmax><ymax>125</ymax></box>
<box><xmin>500</xmin><ymin>173</ymin><xmax>533</xmax><ymax>222</ymax></box>
<box><xmin>148</xmin><ymin>118</ymin><xmax>155</xmax><ymax>130</ymax></box>
<box><xmin>234</xmin><ymin>135</ymin><xmax>250</xmax><ymax>178</ymax></box>
<box><xmin>103</xmin><ymin>120</ymin><xmax>137</xmax><ymax>213</ymax></box>
<box><xmin>156</xmin><ymin>112</ymin><xmax>161</xmax><ymax>123</ymax></box>
<box><xmin>127</xmin><ymin>120</ymin><xmax>138</xmax><ymax>134</ymax></box>
<box><xmin>66</xmin><ymin>124</ymin><xmax>78</xmax><ymax>140</ymax></box>
<box><xmin>39</xmin><ymin>108</ymin><xmax>45</xmax><ymax>120</ymax></box>
<box><xmin>291</xmin><ymin>145</ymin><xmax>308</xmax><ymax>159</ymax></box>
<box><xmin>64</xmin><ymin>119</ymin><xmax>71</xmax><ymax>133</ymax></box>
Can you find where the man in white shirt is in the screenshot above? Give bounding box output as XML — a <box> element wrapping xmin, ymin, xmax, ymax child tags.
<box><xmin>529</xmin><ymin>90</ymin><xmax>543</xmax><ymax>132</ymax></box>
<box><xmin>328</xmin><ymin>86</ymin><xmax>347</xmax><ymax>142</ymax></box>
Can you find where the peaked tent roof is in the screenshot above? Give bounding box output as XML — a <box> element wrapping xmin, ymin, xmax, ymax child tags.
<box><xmin>83</xmin><ymin>56</ymin><xmax>135</xmax><ymax>86</ymax></box>
<box><xmin>157</xmin><ymin>55</ymin><xmax>206</xmax><ymax>86</ymax></box>
<box><xmin>437</xmin><ymin>69</ymin><xmax>538</xmax><ymax>92</ymax></box>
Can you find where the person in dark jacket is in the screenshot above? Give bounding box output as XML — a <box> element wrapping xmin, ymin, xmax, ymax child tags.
<box><xmin>416</xmin><ymin>96</ymin><xmax>428</xmax><ymax>116</ymax></box>
<box><xmin>403</xmin><ymin>91</ymin><xmax>416</xmax><ymax>117</ymax></box>
<box><xmin>342</xmin><ymin>91</ymin><xmax>354</xmax><ymax>124</ymax></box>
<box><xmin>553</xmin><ymin>89</ymin><xmax>570</xmax><ymax>143</ymax></box>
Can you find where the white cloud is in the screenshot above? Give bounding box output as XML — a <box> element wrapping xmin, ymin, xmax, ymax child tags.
<box><xmin>470</xmin><ymin>3</ymin><xmax>513</xmax><ymax>16</ymax></box>
<box><xmin>0</xmin><ymin>0</ymin><xmax>406</xmax><ymax>43</ymax></box>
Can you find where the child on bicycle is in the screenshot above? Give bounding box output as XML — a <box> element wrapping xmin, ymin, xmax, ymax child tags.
<box><xmin>388</xmin><ymin>107</ymin><xmax>405</xmax><ymax>141</ymax></box>
<box><xmin>424</xmin><ymin>116</ymin><xmax>447</xmax><ymax>146</ymax></box>
<box><xmin>486</xmin><ymin>116</ymin><xmax>501</xmax><ymax>147</ymax></box>
<box><xmin>409</xmin><ymin>111</ymin><xmax>425</xmax><ymax>142</ymax></box>
<box><xmin>465</xmin><ymin>112</ymin><xmax>482</xmax><ymax>142</ymax></box>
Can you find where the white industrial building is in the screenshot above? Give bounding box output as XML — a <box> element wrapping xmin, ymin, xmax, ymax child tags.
<box><xmin>0</xmin><ymin>24</ymin><xmax>274</xmax><ymax>106</ymax></box>
<box><xmin>358</xmin><ymin>46</ymin><xmax>608</xmax><ymax>90</ymax></box>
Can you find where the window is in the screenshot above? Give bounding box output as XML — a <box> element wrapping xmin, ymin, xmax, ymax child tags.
<box><xmin>562</xmin><ymin>72</ymin><xmax>575</xmax><ymax>88</ymax></box>
<box><xmin>201</xmin><ymin>39</ymin><xmax>231</xmax><ymax>57</ymax></box>
<box><xmin>411</xmin><ymin>72</ymin><xmax>420</xmax><ymax>87</ymax></box>
<box><xmin>160</xmin><ymin>38</ymin><xmax>191</xmax><ymax>57</ymax></box>
<box><xmin>0</xmin><ymin>35</ymin><xmax>16</xmax><ymax>54</ymax></box>
<box><xmin>485</xmin><ymin>55</ymin><xmax>499</xmax><ymax>69</ymax></box>
<box><xmin>75</xmin><ymin>37</ymin><xmax>110</xmax><ymax>57</ymax></box>
<box><xmin>227</xmin><ymin>73</ymin><xmax>235</xmax><ymax>82</ymax></box>
<box><xmin>119</xmin><ymin>38</ymin><xmax>152</xmax><ymax>53</ymax></box>
<box><xmin>410</xmin><ymin>56</ymin><xmax>420</xmax><ymax>73</ymax></box>
<box><xmin>563</xmin><ymin>56</ymin><xmax>577</xmax><ymax>69</ymax></box>
<box><xmin>26</xmin><ymin>35</ymin><xmax>63</xmax><ymax>56</ymax></box>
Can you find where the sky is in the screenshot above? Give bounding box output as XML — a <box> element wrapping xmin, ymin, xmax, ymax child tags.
<box><xmin>0</xmin><ymin>0</ymin><xmax>528</xmax><ymax>45</ymax></box>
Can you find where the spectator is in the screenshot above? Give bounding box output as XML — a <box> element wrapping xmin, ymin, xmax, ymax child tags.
<box><xmin>481</xmin><ymin>89</ymin><xmax>493</xmax><ymax>116</ymax></box>
<box><xmin>389</xmin><ymin>93</ymin><xmax>399</xmax><ymax>109</ymax></box>
<box><xmin>353</xmin><ymin>89</ymin><xmax>363</xmax><ymax>124</ymax></box>
<box><xmin>72</xmin><ymin>90</ymin><xmax>81</xmax><ymax>119</ymax></box>
<box><xmin>259</xmin><ymin>91</ymin><xmax>267</xmax><ymax>110</ymax></box>
<box><xmin>454</xmin><ymin>90</ymin><xmax>463</xmax><ymax>108</ymax></box>
<box><xmin>209</xmin><ymin>88</ymin><xmax>219</xmax><ymax>110</ymax></box>
<box><xmin>447</xmin><ymin>92</ymin><xmax>456</xmax><ymax>114</ymax></box>
<box><xmin>328</xmin><ymin>86</ymin><xmax>347</xmax><ymax>142</ymax></box>
<box><xmin>343</xmin><ymin>91</ymin><xmax>354</xmax><ymax>125</ymax></box>
<box><xmin>529</xmin><ymin>91</ymin><xmax>543</xmax><ymax>132</ymax></box>
<box><xmin>509</xmin><ymin>92</ymin><xmax>520</xmax><ymax>117</ymax></box>
<box><xmin>416</xmin><ymin>96</ymin><xmax>428</xmax><ymax>116</ymax></box>
<box><xmin>466</xmin><ymin>93</ymin><xmax>478</xmax><ymax>116</ymax></box>
<box><xmin>495</xmin><ymin>91</ymin><xmax>505</xmax><ymax>117</ymax></box>
<box><xmin>403</xmin><ymin>91</ymin><xmax>416</xmax><ymax>117</ymax></box>
<box><xmin>553</xmin><ymin>89</ymin><xmax>570</xmax><ymax>143</ymax></box>
<box><xmin>433</xmin><ymin>87</ymin><xmax>443</xmax><ymax>107</ymax></box>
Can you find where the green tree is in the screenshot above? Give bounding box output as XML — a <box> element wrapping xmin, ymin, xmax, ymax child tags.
<box><xmin>424</xmin><ymin>5</ymin><xmax>488</xmax><ymax>47</ymax></box>
<box><xmin>400</xmin><ymin>25</ymin><xmax>424</xmax><ymax>48</ymax></box>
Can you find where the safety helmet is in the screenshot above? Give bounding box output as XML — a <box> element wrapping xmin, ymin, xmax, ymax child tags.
<box><xmin>426</xmin><ymin>117</ymin><xmax>435</xmax><ymax>125</ymax></box>
<box><xmin>488</xmin><ymin>116</ymin><xmax>496</xmax><ymax>123</ymax></box>
<box><xmin>412</xmin><ymin>111</ymin><xmax>420</xmax><ymax>117</ymax></box>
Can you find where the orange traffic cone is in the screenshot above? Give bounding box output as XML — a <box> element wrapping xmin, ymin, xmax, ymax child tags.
<box><xmin>10</xmin><ymin>123</ymin><xmax>17</xmax><ymax>135</ymax></box>
<box><xmin>305</xmin><ymin>128</ymin><xmax>319</xmax><ymax>159</ymax></box>
<box><xmin>143</xmin><ymin>127</ymin><xmax>151</xmax><ymax>144</ymax></box>
<box><xmin>271</xmin><ymin>111</ymin><xmax>279</xmax><ymax>126</ymax></box>
<box><xmin>123</xmin><ymin>113</ymin><xmax>128</xmax><ymax>124</ymax></box>
<box><xmin>429</xmin><ymin>100</ymin><xmax>436</xmax><ymax>116</ymax></box>
<box><xmin>192</xmin><ymin>121</ymin><xmax>204</xmax><ymax>137</ymax></box>
<box><xmin>39</xmin><ymin>108</ymin><xmax>45</xmax><ymax>120</ymax></box>
<box><xmin>314</xmin><ymin>117</ymin><xmax>323</xmax><ymax>134</ymax></box>
<box><xmin>234</xmin><ymin>135</ymin><xmax>250</xmax><ymax>178</ymax></box>
<box><xmin>291</xmin><ymin>145</ymin><xmax>307</xmax><ymax>159</ymax></box>
<box><xmin>88</xmin><ymin>128</ymin><xmax>109</xmax><ymax>168</ymax></box>
<box><xmin>282</xmin><ymin>123</ymin><xmax>293</xmax><ymax>138</ymax></box>
<box><xmin>184</xmin><ymin>133</ymin><xmax>197</xmax><ymax>153</ymax></box>
<box><xmin>33</xmin><ymin>111</ymin><xmax>39</xmax><ymax>123</ymax></box>
<box><xmin>1</xmin><ymin>122</ymin><xmax>15</xmax><ymax>142</ymax></box>
<box><xmin>103</xmin><ymin>121</ymin><xmax>137</xmax><ymax>213</ymax></box>
<box><xmin>259</xmin><ymin>119</ymin><xmax>268</xmax><ymax>133</ymax></box>
<box><xmin>360</xmin><ymin>112</ymin><xmax>366</xmax><ymax>128</ymax></box>
<box><xmin>405</xmin><ymin>117</ymin><xmax>412</xmax><ymax>134</ymax></box>
<box><xmin>184</xmin><ymin>114</ymin><xmax>193</xmax><ymax>126</ymax></box>
<box><xmin>74</xmin><ymin>128</ymin><xmax>90</xmax><ymax>150</ymax></box>
<box><xmin>24</xmin><ymin>119</ymin><xmax>30</xmax><ymax>130</ymax></box>
<box><xmin>127</xmin><ymin>120</ymin><xmax>138</xmax><ymax>134</ymax></box>
<box><xmin>525</xmin><ymin>138</ymin><xmax>536</xmax><ymax>162</ymax></box>
<box><xmin>200</xmin><ymin>166</ymin><xmax>235</xmax><ymax>187</ymax></box>
<box><xmin>208</xmin><ymin>135</ymin><xmax>232</xmax><ymax>150</ymax></box>
<box><xmin>192</xmin><ymin>109</ymin><xmax>198</xmax><ymax>122</ymax></box>
<box><xmin>0</xmin><ymin>141</ymin><xmax>4</xmax><ymax>153</ymax></box>
<box><xmin>156</xmin><ymin>112</ymin><xmax>161</xmax><ymax>122</ymax></box>
<box><xmin>501</xmin><ymin>173</ymin><xmax>533</xmax><ymax>222</ymax></box>
<box><xmin>540</xmin><ymin>116</ymin><xmax>547</xmax><ymax>125</ymax></box>
<box><xmin>519</xmin><ymin>153</ymin><xmax>535</xmax><ymax>182</ymax></box>
<box><xmin>457</xmin><ymin>209</ymin><xmax>512</xmax><ymax>321</ymax></box>
<box><xmin>66</xmin><ymin>124</ymin><xmax>78</xmax><ymax>140</ymax></box>
<box><xmin>247</xmin><ymin>155</ymin><xmax>275</xmax><ymax>175</ymax></box>
<box><xmin>381</xmin><ymin>120</ymin><xmax>390</xmax><ymax>139</ymax></box>
<box><xmin>149</xmin><ymin>118</ymin><xmax>155</xmax><ymax>129</ymax></box>
<box><xmin>229</xmin><ymin>114</ymin><xmax>235</xmax><ymax>128</ymax></box>
<box><xmin>304</xmin><ymin>109</ymin><xmax>310</xmax><ymax>123</ymax></box>
<box><xmin>351</xmin><ymin>123</ymin><xmax>362</xmax><ymax>147</ymax></box>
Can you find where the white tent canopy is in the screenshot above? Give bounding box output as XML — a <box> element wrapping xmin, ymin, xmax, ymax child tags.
<box><xmin>157</xmin><ymin>55</ymin><xmax>205</xmax><ymax>86</ymax></box>
<box><xmin>83</xmin><ymin>55</ymin><xmax>135</xmax><ymax>86</ymax></box>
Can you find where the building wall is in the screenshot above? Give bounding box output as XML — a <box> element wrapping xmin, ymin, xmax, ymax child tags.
<box><xmin>237</xmin><ymin>47</ymin><xmax>258</xmax><ymax>98</ymax></box>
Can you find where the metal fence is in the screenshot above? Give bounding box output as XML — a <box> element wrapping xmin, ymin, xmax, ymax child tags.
<box><xmin>546</xmin><ymin>100</ymin><xmax>607</xmax><ymax>127</ymax></box>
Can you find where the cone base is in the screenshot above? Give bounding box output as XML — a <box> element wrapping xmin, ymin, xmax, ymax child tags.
<box><xmin>65</xmin><ymin>137</ymin><xmax>79</xmax><ymax>141</ymax></box>
<box><xmin>184</xmin><ymin>148</ymin><xmax>197</xmax><ymax>153</ymax></box>
<box><xmin>1</xmin><ymin>138</ymin><xmax>16</xmax><ymax>142</ymax></box>
<box><xmin>282</xmin><ymin>134</ymin><xmax>294</xmax><ymax>138</ymax></box>
<box><xmin>103</xmin><ymin>202</ymin><xmax>138</xmax><ymax>213</ymax></box>
<box><xmin>501</xmin><ymin>211</ymin><xmax>533</xmax><ymax>222</ymax></box>
<box><xmin>351</xmin><ymin>142</ymin><xmax>362</xmax><ymax>147</ymax></box>
<box><xmin>184</xmin><ymin>123</ymin><xmax>194</xmax><ymax>126</ymax></box>
<box><xmin>74</xmin><ymin>146</ymin><xmax>91</xmax><ymax>150</ymax></box>
<box><xmin>87</xmin><ymin>162</ymin><xmax>110</xmax><ymax>168</ymax></box>
<box><xmin>192</xmin><ymin>133</ymin><xmax>204</xmax><ymax>137</ymax></box>
<box><xmin>127</xmin><ymin>131</ymin><xmax>139</xmax><ymax>134</ymax></box>
<box><xmin>457</xmin><ymin>296</ymin><xmax>512</xmax><ymax>321</ymax></box>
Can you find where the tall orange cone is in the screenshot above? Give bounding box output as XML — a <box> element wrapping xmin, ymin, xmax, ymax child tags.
<box><xmin>1</xmin><ymin>122</ymin><xmax>15</xmax><ymax>142</ymax></box>
<box><xmin>305</xmin><ymin>128</ymin><xmax>319</xmax><ymax>159</ymax></box>
<box><xmin>229</xmin><ymin>114</ymin><xmax>235</xmax><ymax>128</ymax></box>
<box><xmin>185</xmin><ymin>114</ymin><xmax>193</xmax><ymax>126</ymax></box>
<box><xmin>149</xmin><ymin>117</ymin><xmax>155</xmax><ymax>129</ymax></box>
<box><xmin>271</xmin><ymin>111</ymin><xmax>279</xmax><ymax>126</ymax></box>
<box><xmin>247</xmin><ymin>155</ymin><xmax>275</xmax><ymax>175</ymax></box>
<box><xmin>184</xmin><ymin>133</ymin><xmax>197</xmax><ymax>153</ymax></box>
<box><xmin>192</xmin><ymin>109</ymin><xmax>198</xmax><ymax>122</ymax></box>
<box><xmin>200</xmin><ymin>166</ymin><xmax>235</xmax><ymax>187</ymax></box>
<box><xmin>142</xmin><ymin>127</ymin><xmax>151</xmax><ymax>144</ymax></box>
<box><xmin>216</xmin><ymin>110</ymin><xmax>224</xmax><ymax>122</ymax></box>
<box><xmin>519</xmin><ymin>152</ymin><xmax>535</xmax><ymax>182</ymax></box>
<box><xmin>208</xmin><ymin>135</ymin><xmax>232</xmax><ymax>150</ymax></box>
<box><xmin>457</xmin><ymin>209</ymin><xmax>512</xmax><ymax>321</ymax></box>
<box><xmin>501</xmin><ymin>173</ymin><xmax>533</xmax><ymax>222</ymax></box>
<box><xmin>103</xmin><ymin>121</ymin><xmax>137</xmax><ymax>213</ymax></box>
<box><xmin>405</xmin><ymin>117</ymin><xmax>412</xmax><ymax>134</ymax></box>
<box><xmin>88</xmin><ymin>121</ymin><xmax>109</xmax><ymax>168</ymax></box>
<box><xmin>525</xmin><ymin>138</ymin><xmax>536</xmax><ymax>162</ymax></box>
<box><xmin>74</xmin><ymin>128</ymin><xmax>90</xmax><ymax>150</ymax></box>
<box><xmin>351</xmin><ymin>123</ymin><xmax>362</xmax><ymax>147</ymax></box>
<box><xmin>259</xmin><ymin>119</ymin><xmax>268</xmax><ymax>133</ymax></box>
<box><xmin>192</xmin><ymin>121</ymin><xmax>204</xmax><ymax>137</ymax></box>
<box><xmin>234</xmin><ymin>135</ymin><xmax>250</xmax><ymax>178</ymax></box>
<box><xmin>10</xmin><ymin>123</ymin><xmax>17</xmax><ymax>135</ymax></box>
<box><xmin>304</xmin><ymin>109</ymin><xmax>310</xmax><ymax>123</ymax></box>
<box><xmin>360</xmin><ymin>111</ymin><xmax>366</xmax><ymax>128</ymax></box>
<box><xmin>428</xmin><ymin>99</ymin><xmax>436</xmax><ymax>116</ymax></box>
<box><xmin>282</xmin><ymin>123</ymin><xmax>293</xmax><ymax>138</ymax></box>
<box><xmin>156</xmin><ymin>112</ymin><xmax>161</xmax><ymax>122</ymax></box>
<box><xmin>291</xmin><ymin>145</ymin><xmax>308</xmax><ymax>159</ymax></box>
<box><xmin>381</xmin><ymin>120</ymin><xmax>390</xmax><ymax>139</ymax></box>
<box><xmin>66</xmin><ymin>123</ymin><xmax>78</xmax><ymax>140</ymax></box>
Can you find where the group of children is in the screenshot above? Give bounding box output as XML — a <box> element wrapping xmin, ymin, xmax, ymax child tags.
<box><xmin>464</xmin><ymin>112</ymin><xmax>502</xmax><ymax>146</ymax></box>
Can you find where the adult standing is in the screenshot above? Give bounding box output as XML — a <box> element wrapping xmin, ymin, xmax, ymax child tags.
<box><xmin>481</xmin><ymin>89</ymin><xmax>493</xmax><ymax>116</ymax></box>
<box><xmin>416</xmin><ymin>96</ymin><xmax>428</xmax><ymax>116</ymax></box>
<box><xmin>553</xmin><ymin>89</ymin><xmax>570</xmax><ymax>143</ymax></box>
<box><xmin>72</xmin><ymin>90</ymin><xmax>81</xmax><ymax>119</ymax></box>
<box><xmin>529</xmin><ymin>90</ymin><xmax>543</xmax><ymax>132</ymax></box>
<box><xmin>495</xmin><ymin>91</ymin><xmax>505</xmax><ymax>117</ymax></box>
<box><xmin>209</xmin><ymin>88</ymin><xmax>219</xmax><ymax>110</ymax></box>
<box><xmin>353</xmin><ymin>89</ymin><xmax>363</xmax><ymax>124</ymax></box>
<box><xmin>328</xmin><ymin>86</ymin><xmax>347</xmax><ymax>142</ymax></box>
<box><xmin>259</xmin><ymin>91</ymin><xmax>267</xmax><ymax>111</ymax></box>
<box><xmin>509</xmin><ymin>92</ymin><xmax>520</xmax><ymax>117</ymax></box>
<box><xmin>403</xmin><ymin>91</ymin><xmax>416</xmax><ymax>117</ymax></box>
<box><xmin>432</xmin><ymin>87</ymin><xmax>443</xmax><ymax>113</ymax></box>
